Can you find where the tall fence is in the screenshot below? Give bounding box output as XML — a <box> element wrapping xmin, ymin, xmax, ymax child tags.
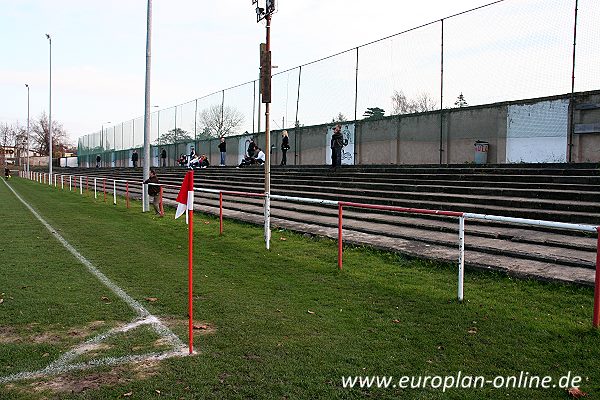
<box><xmin>78</xmin><ymin>0</ymin><xmax>599</xmax><ymax>165</ymax></box>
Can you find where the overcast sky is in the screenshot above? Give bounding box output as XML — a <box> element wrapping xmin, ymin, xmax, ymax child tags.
<box><xmin>1</xmin><ymin>0</ymin><xmax>511</xmax><ymax>142</ymax></box>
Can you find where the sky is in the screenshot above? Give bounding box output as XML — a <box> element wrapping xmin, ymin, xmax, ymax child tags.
<box><xmin>0</xmin><ymin>0</ymin><xmax>506</xmax><ymax>143</ymax></box>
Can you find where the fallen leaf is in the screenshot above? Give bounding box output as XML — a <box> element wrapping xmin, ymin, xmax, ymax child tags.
<box><xmin>123</xmin><ymin>392</ymin><xmax>133</xmax><ymax>397</ymax></box>
<box><xmin>392</xmin><ymin>319</ymin><xmax>400</xmax><ymax>324</ymax></box>
<box><xmin>467</xmin><ymin>327</ymin><xmax>477</xmax><ymax>334</ymax></box>
<box><xmin>204</xmin><ymin>221</ymin><xmax>210</xmax><ymax>225</ymax></box>
<box><xmin>0</xmin><ymin>299</ymin><xmax>3</xmax><ymax>304</ymax></box>
<box><xmin>155</xmin><ymin>389</ymin><xmax>161</xmax><ymax>395</ymax></box>
<box><xmin>42</xmin><ymin>353</ymin><xmax>49</xmax><ymax>357</ymax></box>
<box><xmin>568</xmin><ymin>387</ymin><xmax>587</xmax><ymax>398</ymax></box>
<box><xmin>101</xmin><ymin>296</ymin><xmax>110</xmax><ymax>302</ymax></box>
<box><xmin>276</xmin><ymin>309</ymin><xmax>282</xmax><ymax>312</ymax></box>
<box><xmin>145</xmin><ymin>297</ymin><xmax>158</xmax><ymax>302</ymax></box>
<box><xmin>279</xmin><ymin>237</ymin><xmax>287</xmax><ymax>241</ymax></box>
<box><xmin>307</xmin><ymin>310</ymin><xmax>315</xmax><ymax>314</ymax></box>
<box><xmin>193</xmin><ymin>324</ymin><xmax>208</xmax><ymax>330</ymax></box>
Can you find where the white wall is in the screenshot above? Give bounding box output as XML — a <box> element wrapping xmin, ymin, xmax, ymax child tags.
<box><xmin>506</xmin><ymin>99</ymin><xmax>569</xmax><ymax>163</ymax></box>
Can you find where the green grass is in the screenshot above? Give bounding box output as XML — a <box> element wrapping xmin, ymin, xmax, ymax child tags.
<box><xmin>0</xmin><ymin>177</ymin><xmax>599</xmax><ymax>399</ymax></box>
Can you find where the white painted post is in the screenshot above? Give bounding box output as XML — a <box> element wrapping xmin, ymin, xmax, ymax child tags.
<box><xmin>79</xmin><ymin>177</ymin><xmax>83</xmax><ymax>195</ymax></box>
<box><xmin>61</xmin><ymin>175</ymin><xmax>64</xmax><ymax>190</ymax></box>
<box><xmin>94</xmin><ymin>178</ymin><xmax>97</xmax><ymax>199</ymax></box>
<box><xmin>113</xmin><ymin>180</ymin><xmax>117</xmax><ymax>205</ymax></box>
<box><xmin>458</xmin><ymin>216</ymin><xmax>465</xmax><ymax>302</ymax></box>
<box><xmin>69</xmin><ymin>175</ymin><xmax>72</xmax><ymax>191</ymax></box>
<box><xmin>142</xmin><ymin>184</ymin><xmax>147</xmax><ymax>212</ymax></box>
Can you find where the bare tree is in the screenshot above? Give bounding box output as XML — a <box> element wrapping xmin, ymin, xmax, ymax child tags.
<box><xmin>412</xmin><ymin>92</ymin><xmax>437</xmax><ymax>113</ymax></box>
<box><xmin>198</xmin><ymin>104</ymin><xmax>244</xmax><ymax>138</ymax></box>
<box><xmin>391</xmin><ymin>90</ymin><xmax>412</xmax><ymax>115</ymax></box>
<box><xmin>30</xmin><ymin>112</ymin><xmax>70</xmax><ymax>157</ymax></box>
<box><xmin>391</xmin><ymin>90</ymin><xmax>438</xmax><ymax>115</ymax></box>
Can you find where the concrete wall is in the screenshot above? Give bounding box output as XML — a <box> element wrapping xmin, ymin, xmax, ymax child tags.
<box><xmin>80</xmin><ymin>90</ymin><xmax>600</xmax><ymax>167</ymax></box>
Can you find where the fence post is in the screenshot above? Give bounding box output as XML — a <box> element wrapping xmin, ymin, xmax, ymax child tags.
<box><xmin>126</xmin><ymin>181</ymin><xmax>130</xmax><ymax>209</ymax></box>
<box><xmin>94</xmin><ymin>178</ymin><xmax>97</xmax><ymax>199</ymax></box>
<box><xmin>593</xmin><ymin>227</ymin><xmax>600</xmax><ymax>328</ymax></box>
<box><xmin>69</xmin><ymin>175</ymin><xmax>72</xmax><ymax>191</ymax></box>
<box><xmin>219</xmin><ymin>191</ymin><xmax>223</xmax><ymax>235</ymax></box>
<box><xmin>458</xmin><ymin>216</ymin><xmax>465</xmax><ymax>302</ymax></box>
<box><xmin>61</xmin><ymin>175</ymin><xmax>64</xmax><ymax>190</ymax></box>
<box><xmin>113</xmin><ymin>180</ymin><xmax>117</xmax><ymax>205</ymax></box>
<box><xmin>338</xmin><ymin>203</ymin><xmax>343</xmax><ymax>270</ymax></box>
<box><xmin>159</xmin><ymin>186</ymin><xmax>164</xmax><ymax>215</ymax></box>
<box><xmin>79</xmin><ymin>177</ymin><xmax>83</xmax><ymax>195</ymax></box>
<box><xmin>86</xmin><ymin>176</ymin><xmax>89</xmax><ymax>193</ymax></box>
<box><xmin>103</xmin><ymin>178</ymin><xmax>106</xmax><ymax>202</ymax></box>
<box><xmin>142</xmin><ymin>183</ymin><xmax>147</xmax><ymax>212</ymax></box>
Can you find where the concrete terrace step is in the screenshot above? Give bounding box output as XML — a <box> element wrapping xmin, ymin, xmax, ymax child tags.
<box><xmin>49</xmin><ymin>164</ymin><xmax>599</xmax><ymax>285</ymax></box>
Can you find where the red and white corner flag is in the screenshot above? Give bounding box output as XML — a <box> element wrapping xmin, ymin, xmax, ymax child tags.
<box><xmin>175</xmin><ymin>171</ymin><xmax>194</xmax><ymax>222</ymax></box>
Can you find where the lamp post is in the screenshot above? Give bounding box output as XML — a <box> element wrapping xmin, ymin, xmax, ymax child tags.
<box><xmin>101</xmin><ymin>121</ymin><xmax>111</xmax><ymax>167</ymax></box>
<box><xmin>25</xmin><ymin>84</ymin><xmax>30</xmax><ymax>177</ymax></box>
<box><xmin>45</xmin><ymin>33</ymin><xmax>52</xmax><ymax>184</ymax></box>
<box><xmin>252</xmin><ymin>0</ymin><xmax>275</xmax><ymax>250</ymax></box>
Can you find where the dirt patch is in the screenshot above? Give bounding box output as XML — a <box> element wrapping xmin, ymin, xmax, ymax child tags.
<box><xmin>19</xmin><ymin>360</ymin><xmax>162</xmax><ymax>395</ymax></box>
<box><xmin>160</xmin><ymin>316</ymin><xmax>217</xmax><ymax>335</ymax></box>
<box><xmin>0</xmin><ymin>326</ymin><xmax>22</xmax><ymax>344</ymax></box>
<box><xmin>29</xmin><ymin>321</ymin><xmax>108</xmax><ymax>344</ymax></box>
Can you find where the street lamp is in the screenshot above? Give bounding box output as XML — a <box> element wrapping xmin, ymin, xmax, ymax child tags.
<box><xmin>251</xmin><ymin>0</ymin><xmax>276</xmax><ymax>250</ymax></box>
<box><xmin>45</xmin><ymin>33</ymin><xmax>52</xmax><ymax>184</ymax></box>
<box><xmin>101</xmin><ymin>121</ymin><xmax>111</xmax><ymax>168</ymax></box>
<box><xmin>25</xmin><ymin>84</ymin><xmax>30</xmax><ymax>177</ymax></box>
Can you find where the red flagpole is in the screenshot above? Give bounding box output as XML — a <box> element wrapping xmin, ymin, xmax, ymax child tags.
<box><xmin>188</xmin><ymin>171</ymin><xmax>194</xmax><ymax>354</ymax></box>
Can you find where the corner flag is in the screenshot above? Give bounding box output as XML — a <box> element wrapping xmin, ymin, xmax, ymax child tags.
<box><xmin>175</xmin><ymin>171</ymin><xmax>194</xmax><ymax>220</ymax></box>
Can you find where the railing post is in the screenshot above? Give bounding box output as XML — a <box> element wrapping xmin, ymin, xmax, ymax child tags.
<box><xmin>219</xmin><ymin>191</ymin><xmax>223</xmax><ymax>235</ymax></box>
<box><xmin>94</xmin><ymin>178</ymin><xmax>97</xmax><ymax>199</ymax></box>
<box><xmin>86</xmin><ymin>176</ymin><xmax>89</xmax><ymax>194</ymax></box>
<box><xmin>103</xmin><ymin>178</ymin><xmax>106</xmax><ymax>202</ymax></box>
<box><xmin>593</xmin><ymin>227</ymin><xmax>600</xmax><ymax>328</ymax></box>
<box><xmin>69</xmin><ymin>175</ymin><xmax>72</xmax><ymax>191</ymax></box>
<box><xmin>126</xmin><ymin>181</ymin><xmax>130</xmax><ymax>209</ymax></box>
<box><xmin>458</xmin><ymin>216</ymin><xmax>465</xmax><ymax>302</ymax></box>
<box><xmin>79</xmin><ymin>176</ymin><xmax>83</xmax><ymax>195</ymax></box>
<box><xmin>159</xmin><ymin>186</ymin><xmax>164</xmax><ymax>215</ymax></box>
<box><xmin>338</xmin><ymin>202</ymin><xmax>343</xmax><ymax>270</ymax></box>
<box><xmin>113</xmin><ymin>180</ymin><xmax>117</xmax><ymax>205</ymax></box>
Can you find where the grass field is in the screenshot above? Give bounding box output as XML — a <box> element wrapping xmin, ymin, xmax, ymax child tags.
<box><xmin>1</xmin><ymin>176</ymin><xmax>599</xmax><ymax>399</ymax></box>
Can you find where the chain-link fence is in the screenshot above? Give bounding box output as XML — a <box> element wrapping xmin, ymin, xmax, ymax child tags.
<box><xmin>78</xmin><ymin>0</ymin><xmax>599</xmax><ymax>165</ymax></box>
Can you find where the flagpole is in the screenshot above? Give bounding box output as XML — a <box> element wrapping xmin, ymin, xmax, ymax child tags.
<box><xmin>188</xmin><ymin>171</ymin><xmax>194</xmax><ymax>354</ymax></box>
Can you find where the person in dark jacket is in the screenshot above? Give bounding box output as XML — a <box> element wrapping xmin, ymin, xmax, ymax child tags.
<box><xmin>131</xmin><ymin>150</ymin><xmax>139</xmax><ymax>168</ymax></box>
<box><xmin>161</xmin><ymin>148</ymin><xmax>167</xmax><ymax>167</ymax></box>
<box><xmin>330</xmin><ymin>124</ymin><xmax>344</xmax><ymax>169</ymax></box>
<box><xmin>218</xmin><ymin>137</ymin><xmax>226</xmax><ymax>166</ymax></box>
<box><xmin>247</xmin><ymin>138</ymin><xmax>256</xmax><ymax>158</ymax></box>
<box><xmin>143</xmin><ymin>169</ymin><xmax>163</xmax><ymax>216</ymax></box>
<box><xmin>96</xmin><ymin>155</ymin><xmax>101</xmax><ymax>168</ymax></box>
<box><xmin>280</xmin><ymin>130</ymin><xmax>290</xmax><ymax>166</ymax></box>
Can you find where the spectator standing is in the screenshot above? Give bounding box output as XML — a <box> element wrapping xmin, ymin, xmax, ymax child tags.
<box><xmin>96</xmin><ymin>154</ymin><xmax>101</xmax><ymax>168</ymax></box>
<box><xmin>131</xmin><ymin>150</ymin><xmax>139</xmax><ymax>168</ymax></box>
<box><xmin>280</xmin><ymin>130</ymin><xmax>290</xmax><ymax>166</ymax></box>
<box><xmin>161</xmin><ymin>148</ymin><xmax>167</xmax><ymax>167</ymax></box>
<box><xmin>330</xmin><ymin>124</ymin><xmax>344</xmax><ymax>169</ymax></box>
<box><xmin>143</xmin><ymin>169</ymin><xmax>164</xmax><ymax>217</ymax></box>
<box><xmin>218</xmin><ymin>137</ymin><xmax>227</xmax><ymax>166</ymax></box>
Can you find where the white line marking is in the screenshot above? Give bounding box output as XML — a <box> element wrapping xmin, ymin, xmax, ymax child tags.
<box><xmin>1</xmin><ymin>180</ymin><xmax>189</xmax><ymax>384</ymax></box>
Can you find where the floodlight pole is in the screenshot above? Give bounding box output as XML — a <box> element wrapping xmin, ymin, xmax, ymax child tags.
<box><xmin>25</xmin><ymin>84</ymin><xmax>30</xmax><ymax>176</ymax></box>
<box><xmin>46</xmin><ymin>34</ymin><xmax>52</xmax><ymax>185</ymax></box>
<box><xmin>263</xmin><ymin>13</ymin><xmax>272</xmax><ymax>250</ymax></box>
<box><xmin>142</xmin><ymin>0</ymin><xmax>153</xmax><ymax>212</ymax></box>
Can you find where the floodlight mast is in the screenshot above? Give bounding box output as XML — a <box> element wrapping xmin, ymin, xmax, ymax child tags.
<box><xmin>252</xmin><ymin>0</ymin><xmax>275</xmax><ymax>250</ymax></box>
